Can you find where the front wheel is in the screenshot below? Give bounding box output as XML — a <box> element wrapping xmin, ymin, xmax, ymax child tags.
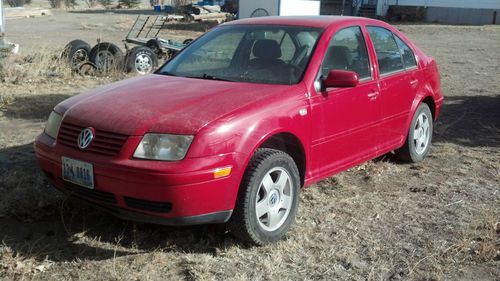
<box><xmin>228</xmin><ymin>148</ymin><xmax>300</xmax><ymax>245</ymax></box>
<box><xmin>395</xmin><ymin>103</ymin><xmax>433</xmax><ymax>162</ymax></box>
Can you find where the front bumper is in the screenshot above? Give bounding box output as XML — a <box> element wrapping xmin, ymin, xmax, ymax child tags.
<box><xmin>34</xmin><ymin>132</ymin><xmax>245</xmax><ymax>225</ymax></box>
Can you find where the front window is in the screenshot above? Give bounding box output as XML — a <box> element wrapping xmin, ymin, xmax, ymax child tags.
<box><xmin>158</xmin><ymin>25</ymin><xmax>322</xmax><ymax>85</ymax></box>
<box><xmin>321</xmin><ymin>26</ymin><xmax>371</xmax><ymax>79</ymax></box>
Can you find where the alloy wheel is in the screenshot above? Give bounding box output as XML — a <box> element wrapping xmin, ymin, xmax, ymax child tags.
<box><xmin>413</xmin><ymin>112</ymin><xmax>431</xmax><ymax>155</ymax></box>
<box><xmin>255</xmin><ymin>167</ymin><xmax>294</xmax><ymax>232</ymax></box>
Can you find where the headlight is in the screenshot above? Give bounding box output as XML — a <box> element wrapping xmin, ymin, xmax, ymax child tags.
<box><xmin>133</xmin><ymin>134</ymin><xmax>193</xmax><ymax>161</ymax></box>
<box><xmin>44</xmin><ymin>111</ymin><xmax>63</xmax><ymax>139</ymax></box>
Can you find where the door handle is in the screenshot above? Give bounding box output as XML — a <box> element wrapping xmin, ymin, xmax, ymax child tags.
<box><xmin>410</xmin><ymin>79</ymin><xmax>418</xmax><ymax>85</ymax></box>
<box><xmin>367</xmin><ymin>91</ymin><xmax>379</xmax><ymax>99</ymax></box>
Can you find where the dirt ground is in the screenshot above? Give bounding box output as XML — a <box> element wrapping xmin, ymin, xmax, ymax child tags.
<box><xmin>1</xmin><ymin>10</ymin><xmax>499</xmax><ymax>281</ymax></box>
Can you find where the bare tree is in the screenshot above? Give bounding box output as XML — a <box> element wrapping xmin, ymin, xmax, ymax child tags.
<box><xmin>172</xmin><ymin>0</ymin><xmax>191</xmax><ymax>9</ymax></box>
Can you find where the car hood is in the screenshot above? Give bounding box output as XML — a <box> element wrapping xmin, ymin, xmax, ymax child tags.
<box><xmin>56</xmin><ymin>74</ymin><xmax>297</xmax><ymax>135</ymax></box>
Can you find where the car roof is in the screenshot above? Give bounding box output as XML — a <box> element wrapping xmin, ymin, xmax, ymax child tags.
<box><xmin>224</xmin><ymin>16</ymin><xmax>385</xmax><ymax>29</ymax></box>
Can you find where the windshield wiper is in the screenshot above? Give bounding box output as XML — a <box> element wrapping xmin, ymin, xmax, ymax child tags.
<box><xmin>159</xmin><ymin>72</ymin><xmax>234</xmax><ymax>82</ymax></box>
<box><xmin>158</xmin><ymin>71</ymin><xmax>178</xmax><ymax>76</ymax></box>
<box><xmin>196</xmin><ymin>73</ymin><xmax>234</xmax><ymax>82</ymax></box>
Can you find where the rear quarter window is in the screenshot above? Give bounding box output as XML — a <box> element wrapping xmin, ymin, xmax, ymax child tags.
<box><xmin>394</xmin><ymin>35</ymin><xmax>417</xmax><ymax>69</ymax></box>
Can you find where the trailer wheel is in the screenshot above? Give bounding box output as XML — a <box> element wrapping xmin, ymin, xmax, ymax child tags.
<box><xmin>89</xmin><ymin>42</ymin><xmax>124</xmax><ymax>73</ymax></box>
<box><xmin>146</xmin><ymin>39</ymin><xmax>163</xmax><ymax>57</ymax></box>
<box><xmin>62</xmin><ymin>39</ymin><xmax>91</xmax><ymax>70</ymax></box>
<box><xmin>183</xmin><ymin>38</ymin><xmax>193</xmax><ymax>45</ymax></box>
<box><xmin>126</xmin><ymin>46</ymin><xmax>158</xmax><ymax>75</ymax></box>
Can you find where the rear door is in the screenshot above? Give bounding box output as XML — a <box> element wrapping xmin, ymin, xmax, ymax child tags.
<box><xmin>366</xmin><ymin>26</ymin><xmax>419</xmax><ymax>151</ymax></box>
<box><xmin>309</xmin><ymin>26</ymin><xmax>381</xmax><ymax>178</ymax></box>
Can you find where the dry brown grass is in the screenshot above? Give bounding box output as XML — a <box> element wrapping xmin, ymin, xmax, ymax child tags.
<box><xmin>1</xmin><ymin>49</ymin><xmax>72</xmax><ymax>84</ymax></box>
<box><xmin>0</xmin><ymin>48</ymin><xmax>129</xmax><ymax>109</ymax></box>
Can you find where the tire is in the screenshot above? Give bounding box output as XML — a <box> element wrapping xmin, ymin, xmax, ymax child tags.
<box><xmin>228</xmin><ymin>148</ymin><xmax>300</xmax><ymax>245</ymax></box>
<box><xmin>183</xmin><ymin>38</ymin><xmax>193</xmax><ymax>45</ymax></box>
<box><xmin>61</xmin><ymin>39</ymin><xmax>91</xmax><ymax>70</ymax></box>
<box><xmin>395</xmin><ymin>103</ymin><xmax>433</xmax><ymax>163</ymax></box>
<box><xmin>126</xmin><ymin>46</ymin><xmax>158</xmax><ymax>75</ymax></box>
<box><xmin>89</xmin><ymin>42</ymin><xmax>124</xmax><ymax>73</ymax></box>
<box><xmin>146</xmin><ymin>39</ymin><xmax>163</xmax><ymax>57</ymax></box>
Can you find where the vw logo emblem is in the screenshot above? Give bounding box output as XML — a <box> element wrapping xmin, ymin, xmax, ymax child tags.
<box><xmin>77</xmin><ymin>127</ymin><xmax>95</xmax><ymax>149</ymax></box>
<box><xmin>269</xmin><ymin>193</ymin><xmax>278</xmax><ymax>205</ymax></box>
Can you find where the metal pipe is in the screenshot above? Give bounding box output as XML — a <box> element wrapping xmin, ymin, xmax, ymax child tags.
<box><xmin>0</xmin><ymin>0</ymin><xmax>5</xmax><ymax>47</ymax></box>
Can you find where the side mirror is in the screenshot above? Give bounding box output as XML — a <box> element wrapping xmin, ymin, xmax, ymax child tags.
<box><xmin>323</xmin><ymin>69</ymin><xmax>359</xmax><ymax>89</ymax></box>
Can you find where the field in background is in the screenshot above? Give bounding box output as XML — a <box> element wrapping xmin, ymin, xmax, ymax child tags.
<box><xmin>1</xmin><ymin>12</ymin><xmax>499</xmax><ymax>281</ymax></box>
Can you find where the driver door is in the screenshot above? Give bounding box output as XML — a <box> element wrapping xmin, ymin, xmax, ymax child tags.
<box><xmin>309</xmin><ymin>26</ymin><xmax>381</xmax><ymax>178</ymax></box>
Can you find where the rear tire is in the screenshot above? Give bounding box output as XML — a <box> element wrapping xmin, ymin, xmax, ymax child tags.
<box><xmin>89</xmin><ymin>42</ymin><xmax>124</xmax><ymax>73</ymax></box>
<box><xmin>126</xmin><ymin>46</ymin><xmax>158</xmax><ymax>75</ymax></box>
<box><xmin>395</xmin><ymin>103</ymin><xmax>433</xmax><ymax>163</ymax></box>
<box><xmin>62</xmin><ymin>39</ymin><xmax>91</xmax><ymax>70</ymax></box>
<box><xmin>228</xmin><ymin>148</ymin><xmax>300</xmax><ymax>245</ymax></box>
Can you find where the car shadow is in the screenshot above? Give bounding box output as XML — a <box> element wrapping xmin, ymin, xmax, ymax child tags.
<box><xmin>433</xmin><ymin>95</ymin><xmax>500</xmax><ymax>147</ymax></box>
<box><xmin>378</xmin><ymin>95</ymin><xmax>500</xmax><ymax>164</ymax></box>
<box><xmin>0</xmin><ymin>143</ymin><xmax>239</xmax><ymax>263</ymax></box>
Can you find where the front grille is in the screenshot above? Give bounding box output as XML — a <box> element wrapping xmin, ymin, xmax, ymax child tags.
<box><xmin>57</xmin><ymin>122</ymin><xmax>128</xmax><ymax>156</ymax></box>
<box><xmin>61</xmin><ymin>180</ymin><xmax>117</xmax><ymax>205</ymax></box>
<box><xmin>124</xmin><ymin>197</ymin><xmax>172</xmax><ymax>213</ymax></box>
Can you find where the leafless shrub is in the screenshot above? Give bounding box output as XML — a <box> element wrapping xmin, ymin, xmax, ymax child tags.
<box><xmin>117</xmin><ymin>0</ymin><xmax>141</xmax><ymax>8</ymax></box>
<box><xmin>172</xmin><ymin>0</ymin><xmax>190</xmax><ymax>9</ymax></box>
<box><xmin>99</xmin><ymin>0</ymin><xmax>114</xmax><ymax>8</ymax></box>
<box><xmin>82</xmin><ymin>0</ymin><xmax>99</xmax><ymax>8</ymax></box>
<box><xmin>47</xmin><ymin>0</ymin><xmax>77</xmax><ymax>8</ymax></box>
<box><xmin>5</xmin><ymin>0</ymin><xmax>32</xmax><ymax>7</ymax></box>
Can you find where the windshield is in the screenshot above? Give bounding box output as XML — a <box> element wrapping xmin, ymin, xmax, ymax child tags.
<box><xmin>158</xmin><ymin>25</ymin><xmax>322</xmax><ymax>85</ymax></box>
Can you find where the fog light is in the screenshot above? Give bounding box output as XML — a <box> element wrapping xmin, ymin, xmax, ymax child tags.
<box><xmin>214</xmin><ymin>167</ymin><xmax>232</xmax><ymax>178</ymax></box>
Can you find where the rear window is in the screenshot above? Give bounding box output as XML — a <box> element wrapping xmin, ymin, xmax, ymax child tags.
<box><xmin>367</xmin><ymin>26</ymin><xmax>405</xmax><ymax>75</ymax></box>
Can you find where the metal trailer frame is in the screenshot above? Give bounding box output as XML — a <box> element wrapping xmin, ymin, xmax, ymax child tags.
<box><xmin>123</xmin><ymin>15</ymin><xmax>188</xmax><ymax>56</ymax></box>
<box><xmin>68</xmin><ymin>15</ymin><xmax>192</xmax><ymax>75</ymax></box>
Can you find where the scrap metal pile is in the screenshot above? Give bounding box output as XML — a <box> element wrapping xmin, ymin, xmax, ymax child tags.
<box><xmin>179</xmin><ymin>4</ymin><xmax>233</xmax><ymax>23</ymax></box>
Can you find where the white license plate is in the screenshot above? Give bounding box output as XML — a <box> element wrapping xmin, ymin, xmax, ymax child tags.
<box><xmin>62</xmin><ymin>157</ymin><xmax>94</xmax><ymax>189</ymax></box>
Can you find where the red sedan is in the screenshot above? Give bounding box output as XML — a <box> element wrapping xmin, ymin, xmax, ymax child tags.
<box><xmin>35</xmin><ymin>16</ymin><xmax>443</xmax><ymax>245</ymax></box>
